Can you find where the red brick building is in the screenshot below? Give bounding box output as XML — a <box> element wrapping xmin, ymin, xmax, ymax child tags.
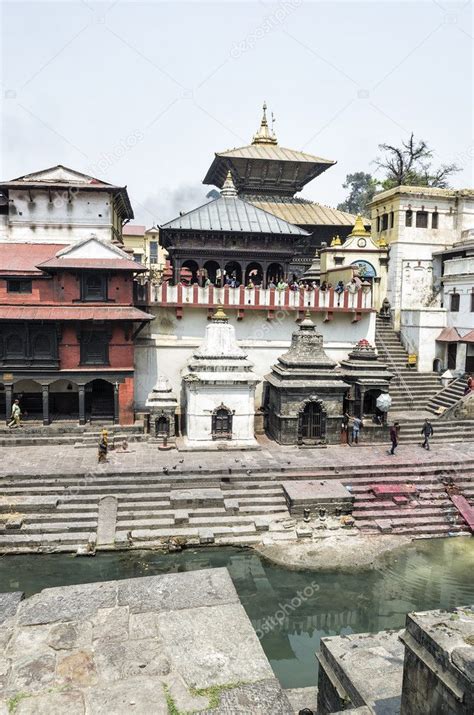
<box><xmin>0</xmin><ymin>236</ymin><xmax>153</xmax><ymax>426</ymax></box>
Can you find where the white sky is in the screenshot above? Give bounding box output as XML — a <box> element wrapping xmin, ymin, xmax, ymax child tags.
<box><xmin>1</xmin><ymin>0</ymin><xmax>472</xmax><ymax>225</ymax></box>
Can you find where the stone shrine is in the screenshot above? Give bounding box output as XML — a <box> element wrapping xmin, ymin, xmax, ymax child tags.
<box><xmin>145</xmin><ymin>374</ymin><xmax>178</xmax><ymax>443</ymax></box>
<box><xmin>182</xmin><ymin>306</ymin><xmax>260</xmax><ymax>448</ymax></box>
<box><xmin>264</xmin><ymin>313</ymin><xmax>349</xmax><ymax>445</ymax></box>
<box><xmin>339</xmin><ymin>339</ymin><xmax>393</xmax><ymax>420</ymax></box>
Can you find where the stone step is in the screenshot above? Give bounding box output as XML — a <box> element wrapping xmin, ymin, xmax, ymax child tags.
<box><xmin>0</xmin><ymin>532</ymin><xmax>91</xmax><ymax>546</ymax></box>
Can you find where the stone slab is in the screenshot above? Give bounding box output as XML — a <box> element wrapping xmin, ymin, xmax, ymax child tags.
<box><xmin>282</xmin><ymin>479</ymin><xmax>353</xmax><ymax>516</ymax></box>
<box><xmin>0</xmin><ymin>592</ymin><xmax>23</xmax><ymax>624</ymax></box>
<box><xmin>1</xmin><ymin>569</ymin><xmax>291</xmax><ymax>715</ymax></box>
<box><xmin>170</xmin><ymin>488</ymin><xmax>224</xmax><ymax>507</ymax></box>
<box><xmin>157</xmin><ymin>602</ymin><xmax>274</xmax><ymax>689</ymax></box>
<box><xmin>96</xmin><ymin>495</ymin><xmax>118</xmax><ymax>546</ymax></box>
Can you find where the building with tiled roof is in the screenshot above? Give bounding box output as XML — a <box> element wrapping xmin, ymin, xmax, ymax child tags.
<box><xmin>0</xmin><ymin>236</ymin><xmax>152</xmax><ymax>426</ymax></box>
<box><xmin>202</xmin><ymin>104</ymin><xmax>369</xmax><ymax>275</ymax></box>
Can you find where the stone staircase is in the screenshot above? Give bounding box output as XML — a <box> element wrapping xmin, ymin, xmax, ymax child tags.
<box><xmin>375</xmin><ymin>316</ymin><xmax>441</xmax><ymax>411</ymax></box>
<box><xmin>0</xmin><ymin>422</ymin><xmax>146</xmax><ymax>447</ymax></box>
<box><xmin>426</xmin><ymin>376</ymin><xmax>468</xmax><ymax>416</ymax></box>
<box><xmin>0</xmin><ymin>457</ymin><xmax>473</xmax><ymax>551</ymax></box>
<box><xmin>395</xmin><ymin>418</ymin><xmax>474</xmax><ymax>444</ymax></box>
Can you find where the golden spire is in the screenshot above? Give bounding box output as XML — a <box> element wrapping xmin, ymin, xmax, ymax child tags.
<box><xmin>349</xmin><ymin>214</ymin><xmax>369</xmax><ymax>237</ymax></box>
<box><xmin>221</xmin><ymin>170</ymin><xmax>238</xmax><ymax>197</ymax></box>
<box><xmin>212</xmin><ymin>304</ymin><xmax>228</xmax><ymax>322</ymax></box>
<box><xmin>251</xmin><ymin>102</ymin><xmax>278</xmax><ymax>145</ymax></box>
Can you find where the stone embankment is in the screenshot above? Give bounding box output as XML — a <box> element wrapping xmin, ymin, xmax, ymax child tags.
<box><xmin>0</xmin><ymin>441</ymin><xmax>473</xmax><ymax>554</ymax></box>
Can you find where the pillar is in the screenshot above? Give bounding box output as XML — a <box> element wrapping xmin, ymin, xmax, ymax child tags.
<box><xmin>5</xmin><ymin>384</ymin><xmax>12</xmax><ymax>425</ymax></box>
<box><xmin>78</xmin><ymin>385</ymin><xmax>86</xmax><ymax>425</ymax></box>
<box><xmin>41</xmin><ymin>384</ymin><xmax>50</xmax><ymax>426</ymax></box>
<box><xmin>114</xmin><ymin>382</ymin><xmax>120</xmax><ymax>425</ymax></box>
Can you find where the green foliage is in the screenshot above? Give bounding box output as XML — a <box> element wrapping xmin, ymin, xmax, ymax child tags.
<box><xmin>162</xmin><ymin>681</ymin><xmax>246</xmax><ymax>714</ymax></box>
<box><xmin>337</xmin><ymin>172</ymin><xmax>379</xmax><ymax>215</ymax></box>
<box><xmin>8</xmin><ymin>692</ymin><xmax>31</xmax><ymax>714</ymax></box>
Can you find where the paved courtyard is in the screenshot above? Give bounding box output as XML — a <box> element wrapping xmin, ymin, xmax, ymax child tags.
<box><xmin>1</xmin><ymin>435</ymin><xmax>474</xmax><ymax>478</ymax></box>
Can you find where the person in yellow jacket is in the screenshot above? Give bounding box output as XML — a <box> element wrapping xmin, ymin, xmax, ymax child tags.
<box><xmin>8</xmin><ymin>400</ymin><xmax>22</xmax><ymax>429</ymax></box>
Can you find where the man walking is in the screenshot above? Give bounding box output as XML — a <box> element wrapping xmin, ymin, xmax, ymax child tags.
<box><xmin>421</xmin><ymin>419</ymin><xmax>434</xmax><ymax>450</ymax></box>
<box><xmin>389</xmin><ymin>422</ymin><xmax>400</xmax><ymax>455</ymax></box>
<box><xmin>352</xmin><ymin>416</ymin><xmax>362</xmax><ymax>445</ymax></box>
<box><xmin>7</xmin><ymin>399</ymin><xmax>22</xmax><ymax>429</ymax></box>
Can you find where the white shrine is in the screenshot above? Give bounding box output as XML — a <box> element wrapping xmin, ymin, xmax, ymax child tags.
<box><xmin>182</xmin><ymin>306</ymin><xmax>260</xmax><ymax>448</ymax></box>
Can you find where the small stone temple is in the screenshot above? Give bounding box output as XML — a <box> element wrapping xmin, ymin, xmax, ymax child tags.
<box><xmin>339</xmin><ymin>338</ymin><xmax>393</xmax><ymax>420</ymax></box>
<box><xmin>264</xmin><ymin>313</ymin><xmax>349</xmax><ymax>445</ymax></box>
<box><xmin>145</xmin><ymin>374</ymin><xmax>178</xmax><ymax>442</ymax></box>
<box><xmin>182</xmin><ymin>306</ymin><xmax>260</xmax><ymax>447</ymax></box>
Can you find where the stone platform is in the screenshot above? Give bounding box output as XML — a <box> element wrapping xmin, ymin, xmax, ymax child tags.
<box><xmin>317</xmin><ymin>629</ymin><xmax>405</xmax><ymax>714</ymax></box>
<box><xmin>282</xmin><ymin>479</ymin><xmax>354</xmax><ymax>516</ymax></box>
<box><xmin>0</xmin><ymin>568</ymin><xmax>293</xmax><ymax>714</ymax></box>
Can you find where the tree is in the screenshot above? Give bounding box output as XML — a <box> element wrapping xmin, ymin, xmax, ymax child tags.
<box><xmin>337</xmin><ymin>172</ymin><xmax>379</xmax><ymax>215</ymax></box>
<box><xmin>374</xmin><ymin>133</ymin><xmax>460</xmax><ymax>189</ymax></box>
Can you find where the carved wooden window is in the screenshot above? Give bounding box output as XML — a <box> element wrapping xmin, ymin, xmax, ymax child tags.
<box><xmin>381</xmin><ymin>213</ymin><xmax>388</xmax><ymax>231</ymax></box>
<box><xmin>405</xmin><ymin>210</ymin><xmax>413</xmax><ymax>227</ymax></box>
<box><xmin>80</xmin><ymin>330</ymin><xmax>109</xmax><ymax>365</ymax></box>
<box><xmin>450</xmin><ymin>293</ymin><xmax>460</xmax><ymax>313</ymax></box>
<box><xmin>33</xmin><ymin>334</ymin><xmax>52</xmax><ymax>358</ymax></box>
<box><xmin>81</xmin><ymin>273</ymin><xmax>107</xmax><ymax>301</ymax></box>
<box><xmin>432</xmin><ymin>212</ymin><xmax>439</xmax><ymax>229</ymax></box>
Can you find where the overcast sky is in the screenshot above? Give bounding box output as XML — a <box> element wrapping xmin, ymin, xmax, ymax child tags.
<box><xmin>1</xmin><ymin>0</ymin><xmax>472</xmax><ymax>225</ymax></box>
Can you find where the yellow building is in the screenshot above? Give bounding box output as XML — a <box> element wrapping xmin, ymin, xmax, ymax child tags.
<box><xmin>122</xmin><ymin>224</ymin><xmax>168</xmax><ymax>277</ymax></box>
<box><xmin>319</xmin><ymin>215</ymin><xmax>388</xmax><ymax>310</ymax></box>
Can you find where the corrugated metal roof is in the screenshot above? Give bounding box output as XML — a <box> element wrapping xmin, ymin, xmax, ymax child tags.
<box><xmin>38</xmin><ymin>258</ymin><xmax>146</xmax><ymax>272</ymax></box>
<box><xmin>123</xmin><ymin>224</ymin><xmax>147</xmax><ymax>236</ymax></box>
<box><xmin>217</xmin><ymin>145</ymin><xmax>335</xmax><ymax>165</ymax></box>
<box><xmin>248</xmin><ymin>198</ymin><xmax>367</xmax><ymax>227</ymax></box>
<box><xmin>161</xmin><ymin>196</ymin><xmax>309</xmax><ymax>235</ymax></box>
<box><xmin>0</xmin><ymin>306</ymin><xmax>153</xmax><ymax>321</ymax></box>
<box><xmin>0</xmin><ymin>244</ymin><xmax>63</xmax><ymax>274</ymax></box>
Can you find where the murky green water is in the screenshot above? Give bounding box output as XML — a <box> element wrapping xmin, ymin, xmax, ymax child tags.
<box><xmin>1</xmin><ymin>537</ymin><xmax>473</xmax><ymax>689</ymax></box>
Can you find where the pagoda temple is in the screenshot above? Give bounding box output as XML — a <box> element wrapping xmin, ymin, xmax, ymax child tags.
<box><xmin>160</xmin><ymin>171</ymin><xmax>309</xmax><ymax>287</ymax></box>
<box><xmin>203</xmin><ymin>104</ymin><xmax>369</xmax><ymax>276</ymax></box>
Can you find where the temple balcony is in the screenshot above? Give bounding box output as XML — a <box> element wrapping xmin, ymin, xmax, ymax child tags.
<box><xmin>146</xmin><ymin>284</ymin><xmax>373</xmax><ymax>322</ymax></box>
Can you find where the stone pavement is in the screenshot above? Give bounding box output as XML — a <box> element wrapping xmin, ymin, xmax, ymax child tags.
<box><xmin>0</xmin><ymin>569</ymin><xmax>293</xmax><ymax>715</ymax></box>
<box><xmin>2</xmin><ymin>436</ymin><xmax>474</xmax><ymax>478</ymax></box>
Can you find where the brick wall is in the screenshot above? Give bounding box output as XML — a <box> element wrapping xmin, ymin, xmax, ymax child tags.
<box><xmin>119</xmin><ymin>376</ymin><xmax>135</xmax><ymax>425</ymax></box>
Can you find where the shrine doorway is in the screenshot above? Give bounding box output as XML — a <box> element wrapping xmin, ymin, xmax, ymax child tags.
<box><xmin>211</xmin><ymin>404</ymin><xmax>233</xmax><ymax>440</ymax></box>
<box><xmin>300</xmin><ymin>400</ymin><xmax>326</xmax><ymax>440</ymax></box>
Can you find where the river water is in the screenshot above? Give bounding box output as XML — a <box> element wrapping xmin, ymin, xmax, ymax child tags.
<box><xmin>1</xmin><ymin>537</ymin><xmax>473</xmax><ymax>688</ymax></box>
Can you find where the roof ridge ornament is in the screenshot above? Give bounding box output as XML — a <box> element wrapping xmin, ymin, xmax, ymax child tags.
<box><xmin>349</xmin><ymin>214</ymin><xmax>369</xmax><ymax>237</ymax></box>
<box><xmin>220</xmin><ymin>170</ymin><xmax>238</xmax><ymax>197</ymax></box>
<box><xmin>251</xmin><ymin>101</ymin><xmax>278</xmax><ymax>146</ymax></box>
<box><xmin>212</xmin><ymin>304</ymin><xmax>228</xmax><ymax>322</ymax></box>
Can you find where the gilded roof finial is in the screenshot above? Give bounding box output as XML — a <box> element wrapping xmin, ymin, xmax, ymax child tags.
<box><xmin>330</xmin><ymin>234</ymin><xmax>342</xmax><ymax>246</ymax></box>
<box><xmin>349</xmin><ymin>214</ymin><xmax>369</xmax><ymax>237</ymax></box>
<box><xmin>252</xmin><ymin>101</ymin><xmax>278</xmax><ymax>145</ymax></box>
<box><xmin>221</xmin><ymin>170</ymin><xmax>238</xmax><ymax>197</ymax></box>
<box><xmin>212</xmin><ymin>304</ymin><xmax>228</xmax><ymax>322</ymax></box>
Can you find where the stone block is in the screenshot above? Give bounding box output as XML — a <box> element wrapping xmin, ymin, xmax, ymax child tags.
<box><xmin>282</xmin><ymin>479</ymin><xmax>353</xmax><ymax>516</ymax></box>
<box><xmin>173</xmin><ymin>510</ymin><xmax>189</xmax><ymax>525</ymax></box>
<box><xmin>199</xmin><ymin>528</ymin><xmax>215</xmax><ymax>544</ymax></box>
<box><xmin>84</xmin><ymin>676</ymin><xmax>168</xmax><ymax>714</ymax></box>
<box><xmin>170</xmin><ymin>488</ymin><xmax>224</xmax><ymax>508</ymax></box>
<box><xmin>296</xmin><ymin>526</ymin><xmax>313</xmax><ymax>539</ymax></box>
<box><xmin>14</xmin><ymin>689</ymin><xmax>85</xmax><ymax>715</ymax></box>
<box><xmin>198</xmin><ymin>678</ymin><xmax>294</xmax><ymax>714</ymax></box>
<box><xmin>254</xmin><ymin>516</ymin><xmax>270</xmax><ymax>532</ymax></box>
<box><xmin>92</xmin><ymin>606</ymin><xmax>129</xmax><ymax>642</ymax></box>
<box><xmin>224</xmin><ymin>498</ymin><xmax>239</xmax><ymax>514</ymax></box>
